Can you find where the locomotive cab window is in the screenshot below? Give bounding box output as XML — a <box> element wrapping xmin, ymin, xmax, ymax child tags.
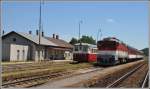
<box><xmin>98</xmin><ymin>41</ymin><xmax>117</xmax><ymax>50</ymax></box>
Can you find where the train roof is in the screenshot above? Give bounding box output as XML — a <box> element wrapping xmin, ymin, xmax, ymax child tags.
<box><xmin>102</xmin><ymin>37</ymin><xmax>122</xmax><ymax>43</ymax></box>
<box><xmin>101</xmin><ymin>37</ymin><xmax>131</xmax><ymax>45</ymax></box>
<box><xmin>74</xmin><ymin>43</ymin><xmax>97</xmax><ymax>48</ymax></box>
<box><xmin>100</xmin><ymin>37</ymin><xmax>143</xmax><ymax>53</ymax></box>
<box><xmin>127</xmin><ymin>45</ymin><xmax>143</xmax><ymax>53</ymax></box>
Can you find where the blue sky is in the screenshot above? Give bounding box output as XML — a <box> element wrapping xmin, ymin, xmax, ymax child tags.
<box><xmin>2</xmin><ymin>1</ymin><xmax>149</xmax><ymax>49</ymax></box>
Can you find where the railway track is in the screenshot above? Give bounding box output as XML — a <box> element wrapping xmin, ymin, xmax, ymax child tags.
<box><xmin>2</xmin><ymin>71</ymin><xmax>71</xmax><ymax>88</ymax></box>
<box><xmin>141</xmin><ymin>71</ymin><xmax>149</xmax><ymax>88</ymax></box>
<box><xmin>2</xmin><ymin>67</ymin><xmax>103</xmax><ymax>88</ymax></box>
<box><xmin>106</xmin><ymin>63</ymin><xmax>148</xmax><ymax>88</ymax></box>
<box><xmin>2</xmin><ymin>60</ymin><xmax>147</xmax><ymax>88</ymax></box>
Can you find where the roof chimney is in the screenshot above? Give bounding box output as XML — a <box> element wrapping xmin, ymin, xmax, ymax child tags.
<box><xmin>56</xmin><ymin>35</ymin><xmax>59</xmax><ymax>39</ymax></box>
<box><xmin>42</xmin><ymin>31</ymin><xmax>44</xmax><ymax>37</ymax></box>
<box><xmin>29</xmin><ymin>31</ymin><xmax>32</xmax><ymax>34</ymax></box>
<box><xmin>2</xmin><ymin>30</ymin><xmax>5</xmax><ymax>35</ymax></box>
<box><xmin>36</xmin><ymin>30</ymin><xmax>39</xmax><ymax>35</ymax></box>
<box><xmin>53</xmin><ymin>34</ymin><xmax>55</xmax><ymax>38</ymax></box>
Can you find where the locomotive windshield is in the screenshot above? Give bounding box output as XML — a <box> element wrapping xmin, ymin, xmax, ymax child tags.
<box><xmin>97</xmin><ymin>41</ymin><xmax>117</xmax><ymax>50</ymax></box>
<box><xmin>74</xmin><ymin>45</ymin><xmax>88</xmax><ymax>52</ymax></box>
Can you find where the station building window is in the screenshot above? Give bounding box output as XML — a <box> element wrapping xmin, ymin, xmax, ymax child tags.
<box><xmin>13</xmin><ymin>38</ymin><xmax>16</xmax><ymax>42</ymax></box>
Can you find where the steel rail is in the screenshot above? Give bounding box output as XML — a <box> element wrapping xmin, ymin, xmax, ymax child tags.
<box><xmin>106</xmin><ymin>63</ymin><xmax>144</xmax><ymax>88</ymax></box>
<box><xmin>2</xmin><ymin>72</ymin><xmax>66</xmax><ymax>88</ymax></box>
<box><xmin>141</xmin><ymin>70</ymin><xmax>149</xmax><ymax>88</ymax></box>
<box><xmin>2</xmin><ymin>67</ymin><xmax>103</xmax><ymax>88</ymax></box>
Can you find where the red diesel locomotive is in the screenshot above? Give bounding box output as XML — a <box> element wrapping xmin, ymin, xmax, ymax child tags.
<box><xmin>97</xmin><ymin>37</ymin><xmax>144</xmax><ymax>65</ymax></box>
<box><xmin>73</xmin><ymin>43</ymin><xmax>97</xmax><ymax>62</ymax></box>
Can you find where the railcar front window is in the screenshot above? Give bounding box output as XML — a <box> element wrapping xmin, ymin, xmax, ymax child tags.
<box><xmin>83</xmin><ymin>46</ymin><xmax>88</xmax><ymax>52</ymax></box>
<box><xmin>79</xmin><ymin>46</ymin><xmax>82</xmax><ymax>51</ymax></box>
<box><xmin>75</xmin><ymin>46</ymin><xmax>78</xmax><ymax>51</ymax></box>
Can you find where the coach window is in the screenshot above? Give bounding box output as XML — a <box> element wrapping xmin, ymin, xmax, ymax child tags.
<box><xmin>92</xmin><ymin>49</ymin><xmax>94</xmax><ymax>53</ymax></box>
<box><xmin>93</xmin><ymin>49</ymin><xmax>95</xmax><ymax>53</ymax></box>
<box><xmin>94</xmin><ymin>49</ymin><xmax>96</xmax><ymax>53</ymax></box>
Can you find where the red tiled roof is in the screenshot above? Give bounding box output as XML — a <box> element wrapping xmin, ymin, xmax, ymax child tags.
<box><xmin>45</xmin><ymin>37</ymin><xmax>73</xmax><ymax>49</ymax></box>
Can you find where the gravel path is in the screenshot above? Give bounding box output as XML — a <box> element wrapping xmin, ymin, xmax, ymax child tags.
<box><xmin>36</xmin><ymin>67</ymin><xmax>104</xmax><ymax>88</ymax></box>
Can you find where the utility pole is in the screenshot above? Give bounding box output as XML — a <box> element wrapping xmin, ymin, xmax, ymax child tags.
<box><xmin>79</xmin><ymin>21</ymin><xmax>82</xmax><ymax>42</ymax></box>
<box><xmin>78</xmin><ymin>20</ymin><xmax>82</xmax><ymax>50</ymax></box>
<box><xmin>38</xmin><ymin>0</ymin><xmax>44</xmax><ymax>44</ymax></box>
<box><xmin>100</xmin><ymin>28</ymin><xmax>102</xmax><ymax>41</ymax></box>
<box><xmin>78</xmin><ymin>20</ymin><xmax>83</xmax><ymax>42</ymax></box>
<box><xmin>97</xmin><ymin>27</ymin><xmax>102</xmax><ymax>42</ymax></box>
<box><xmin>38</xmin><ymin>0</ymin><xmax>41</xmax><ymax>45</ymax></box>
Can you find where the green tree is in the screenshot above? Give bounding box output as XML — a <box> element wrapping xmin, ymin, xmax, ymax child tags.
<box><xmin>69</xmin><ymin>38</ymin><xmax>78</xmax><ymax>45</ymax></box>
<box><xmin>141</xmin><ymin>48</ymin><xmax>149</xmax><ymax>56</ymax></box>
<box><xmin>69</xmin><ymin>35</ymin><xmax>96</xmax><ymax>45</ymax></box>
<box><xmin>80</xmin><ymin>36</ymin><xmax>96</xmax><ymax>44</ymax></box>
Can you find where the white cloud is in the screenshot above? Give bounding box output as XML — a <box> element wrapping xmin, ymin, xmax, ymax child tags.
<box><xmin>106</xmin><ymin>18</ymin><xmax>115</xmax><ymax>23</ymax></box>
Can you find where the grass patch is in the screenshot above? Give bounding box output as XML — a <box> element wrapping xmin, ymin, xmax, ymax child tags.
<box><xmin>2</xmin><ymin>62</ymin><xmax>93</xmax><ymax>82</ymax></box>
<box><xmin>1</xmin><ymin>61</ymin><xmax>34</xmax><ymax>65</ymax></box>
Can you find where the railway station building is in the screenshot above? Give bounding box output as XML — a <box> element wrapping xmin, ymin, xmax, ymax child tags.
<box><xmin>2</xmin><ymin>31</ymin><xmax>73</xmax><ymax>62</ymax></box>
<box><xmin>45</xmin><ymin>34</ymin><xmax>73</xmax><ymax>60</ymax></box>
